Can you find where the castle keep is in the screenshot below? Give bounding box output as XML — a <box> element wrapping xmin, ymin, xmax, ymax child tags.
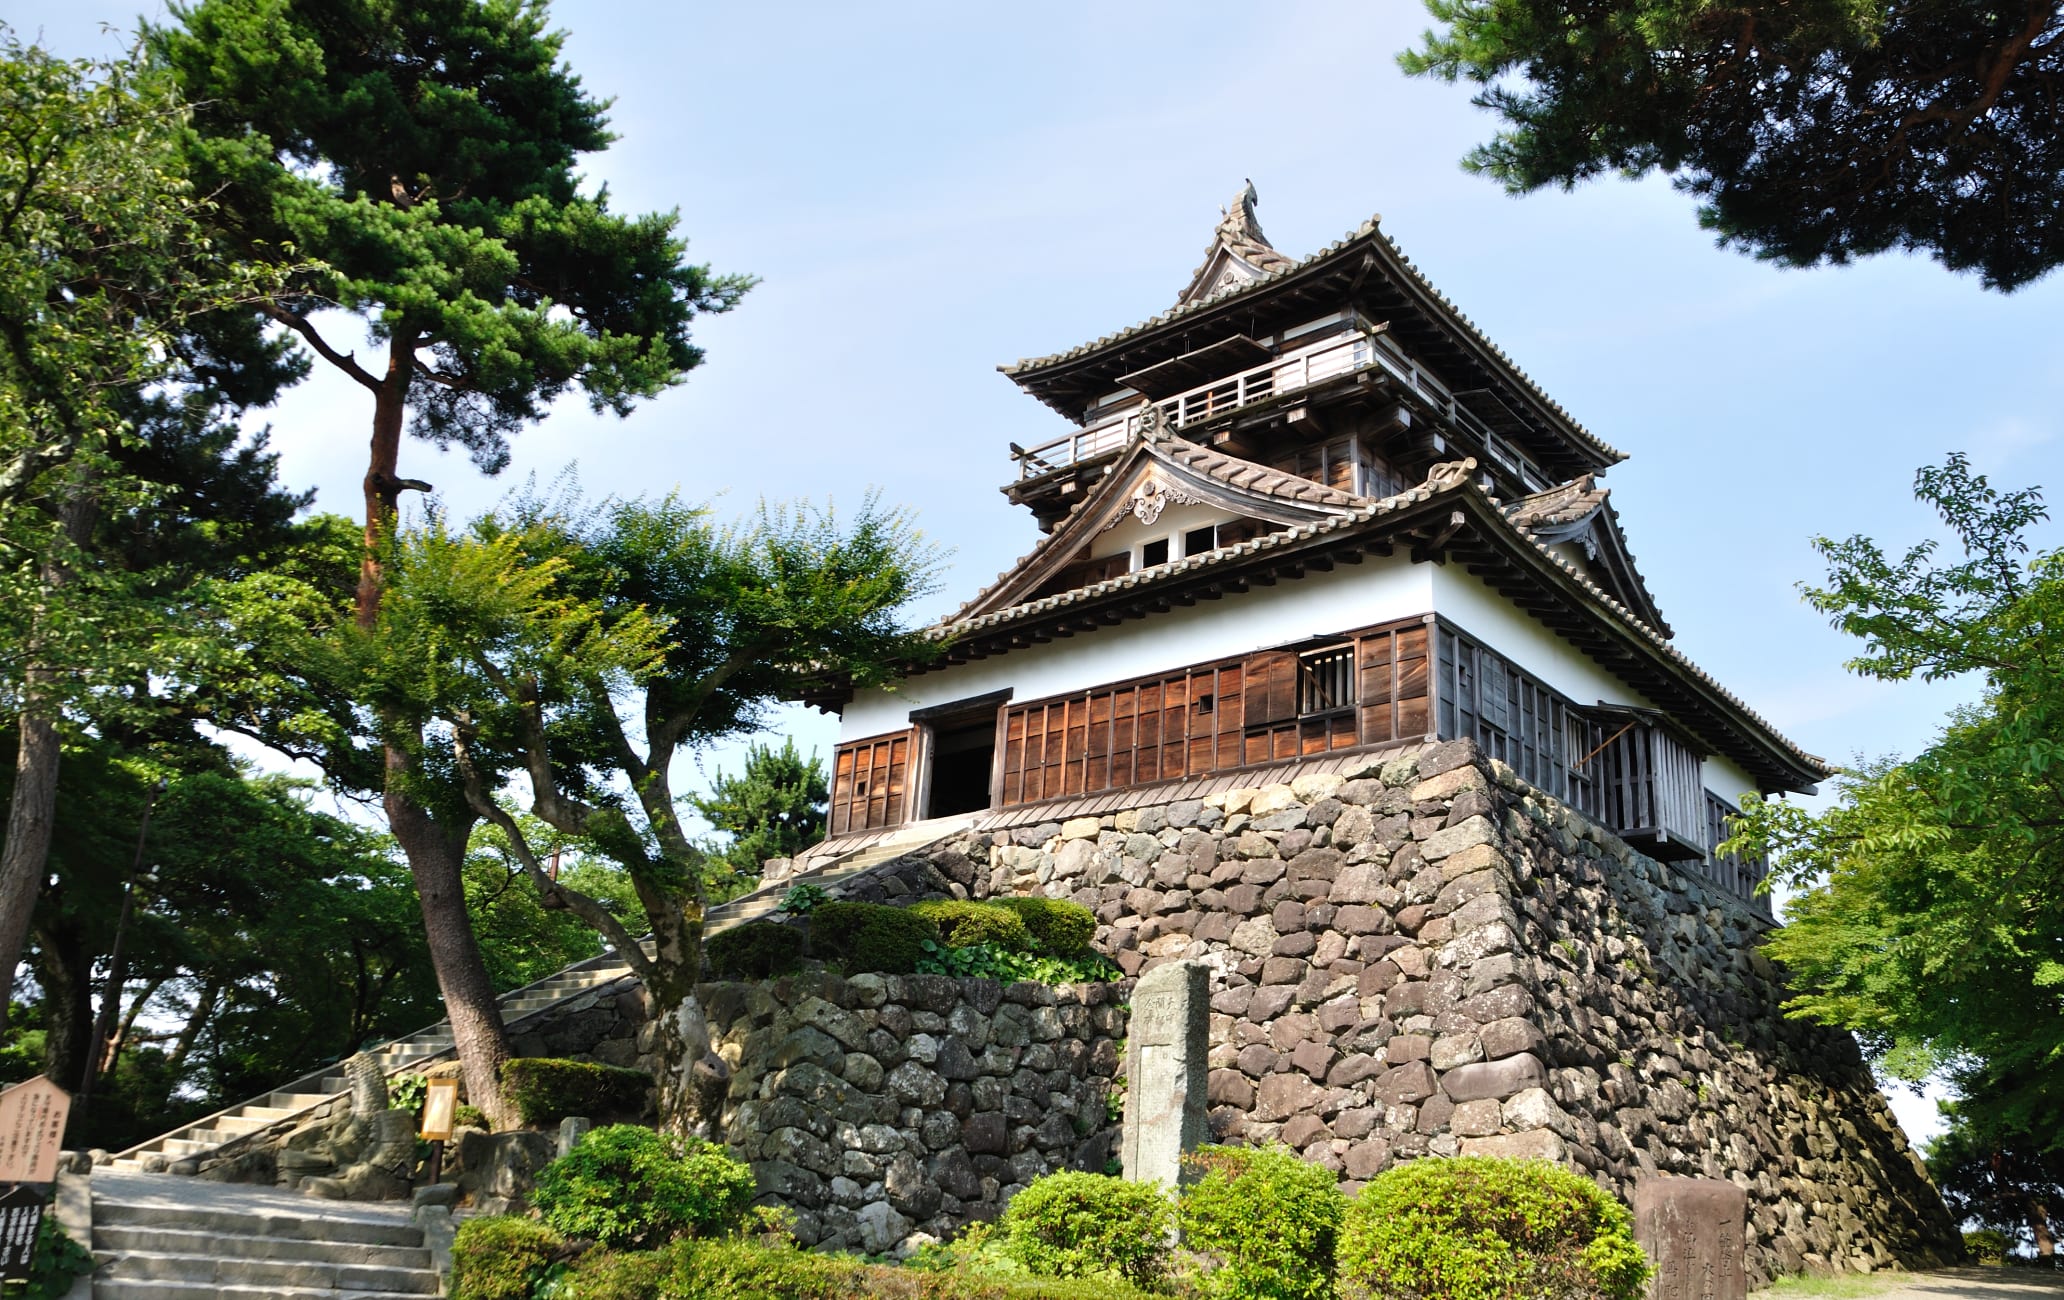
<box><xmin>754</xmin><ymin>188</ymin><xmax>1958</xmax><ymax>1278</ymax></box>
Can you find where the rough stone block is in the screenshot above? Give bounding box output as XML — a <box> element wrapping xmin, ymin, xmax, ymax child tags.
<box><xmin>1451</xmin><ymin>1098</ymin><xmax>1503</xmax><ymax>1137</ymax></box>
<box><xmin>1459</xmin><ymin>1129</ymin><xmax>1566</xmax><ymax>1163</ymax></box>
<box><xmin>1439</xmin><ymin>1052</ymin><xmax>1548</xmax><ymax>1102</ymax></box>
<box><xmin>1477</xmin><ymin>1017</ymin><xmax>1545</xmax><ymax>1061</ymax></box>
<box><xmin>1375</xmin><ymin>1061</ymin><xmax>1437</xmax><ymax>1105</ymax></box>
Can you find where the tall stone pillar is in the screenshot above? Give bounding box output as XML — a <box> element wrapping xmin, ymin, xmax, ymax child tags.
<box><xmin>1121</xmin><ymin>960</ymin><xmax>1208</xmax><ymax>1190</ymax></box>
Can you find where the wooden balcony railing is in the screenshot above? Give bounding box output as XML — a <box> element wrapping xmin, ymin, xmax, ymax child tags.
<box><xmin>1013</xmin><ymin>326</ymin><xmax>1506</xmax><ymax>480</ymax></box>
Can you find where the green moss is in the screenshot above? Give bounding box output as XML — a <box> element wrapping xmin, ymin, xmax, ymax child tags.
<box><xmin>500</xmin><ymin>1058</ymin><xmax>653</xmax><ymax>1128</ymax></box>
<box><xmin>451</xmin><ymin>1216</ymin><xmax>561</xmax><ymax>1300</ymax></box>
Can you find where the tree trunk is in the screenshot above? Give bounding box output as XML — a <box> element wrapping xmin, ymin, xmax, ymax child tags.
<box><xmin>0</xmin><ymin>492</ymin><xmax>96</xmax><ymax>1029</ymax></box>
<box><xmin>167</xmin><ymin>977</ymin><xmax>219</xmax><ymax>1071</ymax></box>
<box><xmin>2034</xmin><ymin>1200</ymin><xmax>2054</xmax><ymax>1257</ymax></box>
<box><xmin>358</xmin><ymin>333</ymin><xmax>516</xmax><ymax>1125</ymax></box>
<box><xmin>385</xmin><ymin>747</ymin><xmax>514</xmax><ymax>1129</ymax></box>
<box><xmin>31</xmin><ymin>926</ymin><xmax>92</xmax><ymax>1092</ymax></box>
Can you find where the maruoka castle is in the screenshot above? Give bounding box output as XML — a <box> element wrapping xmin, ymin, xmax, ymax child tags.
<box><xmin>771</xmin><ymin>186</ymin><xmax>1961</xmax><ymax>1279</ymax></box>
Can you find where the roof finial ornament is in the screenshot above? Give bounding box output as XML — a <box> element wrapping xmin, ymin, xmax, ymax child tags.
<box><xmin>1178</xmin><ymin>180</ymin><xmax>1297</xmax><ymax>306</ymax></box>
<box><xmin>1217</xmin><ymin>179</ymin><xmax>1268</xmax><ymax>251</ymax></box>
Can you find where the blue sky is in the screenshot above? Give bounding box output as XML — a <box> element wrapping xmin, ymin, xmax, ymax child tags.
<box><xmin>18</xmin><ymin>1</ymin><xmax>2064</xmax><ymax>1139</ymax></box>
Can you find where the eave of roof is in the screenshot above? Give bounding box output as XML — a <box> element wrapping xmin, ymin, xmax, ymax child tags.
<box><xmin>926</xmin><ymin>465</ymin><xmax>1827</xmax><ymax>790</ymax></box>
<box><xmin>998</xmin><ymin>215</ymin><xmax>1625</xmax><ymax>470</ymax></box>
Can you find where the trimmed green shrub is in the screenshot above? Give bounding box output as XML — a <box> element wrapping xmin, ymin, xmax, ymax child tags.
<box><xmin>1338</xmin><ymin>1156</ymin><xmax>1650</xmax><ymax>1300</ymax></box>
<box><xmin>502</xmin><ymin>1059</ymin><xmax>654</xmax><ymax>1127</ymax></box>
<box><xmin>547</xmin><ymin>1234</ymin><xmax>1168</xmax><ymax>1299</ymax></box>
<box><xmin>809</xmin><ymin>901</ymin><xmax>939</xmax><ymax>974</ymax></box>
<box><xmin>531</xmin><ymin>1123</ymin><xmax>755</xmax><ymax>1249</ymax></box>
<box><xmin>1000</xmin><ymin>1170</ymin><xmax>1174</xmax><ymax>1289</ymax></box>
<box><xmin>1965</xmin><ymin>1228</ymin><xmax>2010</xmax><ymax>1265</ymax></box>
<box><xmin>451</xmin><ymin>1216</ymin><xmax>561</xmax><ymax>1300</ymax></box>
<box><xmin>990</xmin><ymin>896</ymin><xmax>1097</xmax><ymax>956</ymax></box>
<box><xmin>1179</xmin><ymin>1145</ymin><xmax>1345</xmax><ymax>1300</ymax></box>
<box><xmin>706</xmin><ymin>919</ymin><xmax>806</xmax><ymax>979</ymax></box>
<box><xmin>910</xmin><ymin>899</ymin><xmax>1035</xmax><ymax>951</ymax></box>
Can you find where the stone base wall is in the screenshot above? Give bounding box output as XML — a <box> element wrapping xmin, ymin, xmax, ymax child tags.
<box><xmin>950</xmin><ymin>738</ymin><xmax>1958</xmax><ymax>1284</ymax></box>
<box><xmin>698</xmin><ymin>970</ymin><xmax>1123</xmax><ymax>1254</ymax></box>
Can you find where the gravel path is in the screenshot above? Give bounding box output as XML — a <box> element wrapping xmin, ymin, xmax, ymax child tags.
<box><xmin>1869</xmin><ymin>1267</ymin><xmax>2064</xmax><ymax>1298</ymax></box>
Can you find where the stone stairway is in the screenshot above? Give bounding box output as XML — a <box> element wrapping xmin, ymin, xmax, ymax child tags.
<box><xmin>88</xmin><ymin>1170</ymin><xmax>439</xmax><ymax>1298</ymax></box>
<box><xmin>107</xmin><ymin>814</ymin><xmax>978</xmax><ymax>1177</ymax></box>
<box><xmin>107</xmin><ymin>959</ymin><xmax>633</xmax><ymax>1174</ymax></box>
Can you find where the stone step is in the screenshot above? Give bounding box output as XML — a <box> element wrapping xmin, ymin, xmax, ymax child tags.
<box><xmin>240</xmin><ymin>1105</ymin><xmax>298</xmax><ymax>1122</ymax></box>
<box><xmin>94</xmin><ymin>1225</ymin><xmax>431</xmax><ymax>1270</ymax></box>
<box><xmin>270</xmin><ymin>1092</ymin><xmax>335</xmax><ymax>1110</ymax></box>
<box><xmin>212</xmin><ymin>1114</ymin><xmax>278</xmax><ymax>1136</ymax></box>
<box><xmin>94</xmin><ymin>1248</ymin><xmax>438</xmax><ymax>1294</ymax></box>
<box><xmin>94</xmin><ymin>1200</ymin><xmax>424</xmax><ymax>1249</ymax></box>
<box><xmin>95</xmin><ymin>1282</ymin><xmax>430</xmax><ymax>1300</ymax></box>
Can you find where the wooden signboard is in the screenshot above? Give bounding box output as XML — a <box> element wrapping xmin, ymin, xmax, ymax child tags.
<box><xmin>0</xmin><ymin>1078</ymin><xmax>69</xmax><ymax>1185</ymax></box>
<box><xmin>0</xmin><ymin>1183</ymin><xmax>43</xmax><ymax>1281</ymax></box>
<box><xmin>419</xmin><ymin>1080</ymin><xmax>459</xmax><ymax>1142</ymax></box>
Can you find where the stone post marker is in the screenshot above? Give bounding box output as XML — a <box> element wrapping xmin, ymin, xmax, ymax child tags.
<box><xmin>1634</xmin><ymin>1177</ymin><xmax>1748</xmax><ymax>1300</ymax></box>
<box><xmin>1121</xmin><ymin>960</ymin><xmax>1208</xmax><ymax>1190</ymax></box>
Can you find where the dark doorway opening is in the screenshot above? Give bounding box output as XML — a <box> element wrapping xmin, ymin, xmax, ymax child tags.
<box><xmin>927</xmin><ymin>714</ymin><xmax>997</xmax><ymax>817</ymax></box>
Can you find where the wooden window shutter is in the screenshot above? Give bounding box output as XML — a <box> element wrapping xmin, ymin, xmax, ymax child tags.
<box><xmin>1242</xmin><ymin>651</ymin><xmax>1300</xmax><ymax>727</ymax></box>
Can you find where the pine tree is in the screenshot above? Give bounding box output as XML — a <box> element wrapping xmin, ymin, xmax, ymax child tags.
<box><xmin>153</xmin><ymin>0</ymin><xmax>749</xmax><ymax>1123</ymax></box>
<box><xmin>691</xmin><ymin>741</ymin><xmax>830</xmax><ymax>899</ymax></box>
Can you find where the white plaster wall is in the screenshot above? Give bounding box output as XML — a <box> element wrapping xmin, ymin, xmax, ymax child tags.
<box><xmin>1099</xmin><ymin>499</ymin><xmax>1238</xmax><ymax>563</ymax></box>
<box><xmin>1429</xmin><ymin>564</ymin><xmax>1655</xmax><ymax>711</ymax></box>
<box><xmin>1701</xmin><ymin>752</ymin><xmax>1763</xmax><ymax>806</ymax></box>
<box><xmin>839</xmin><ymin>553</ymin><xmax>1434</xmax><ymax>738</ymax></box>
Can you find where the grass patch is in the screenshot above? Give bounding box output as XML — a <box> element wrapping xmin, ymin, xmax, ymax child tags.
<box><xmin>1758</xmin><ymin>1271</ymin><xmax>1917</xmax><ymax>1297</ymax></box>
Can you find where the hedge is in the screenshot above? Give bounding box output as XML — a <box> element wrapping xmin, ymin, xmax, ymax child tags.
<box><xmin>707</xmin><ymin>920</ymin><xmax>807</xmax><ymax>979</ymax></box>
<box><xmin>909</xmin><ymin>900</ymin><xmax>1034</xmax><ymax>951</ymax></box>
<box><xmin>1179</xmin><ymin>1145</ymin><xmax>1345</xmax><ymax>1300</ymax></box>
<box><xmin>808</xmin><ymin>901</ymin><xmax>939</xmax><ymax>974</ymax></box>
<box><xmin>1337</xmin><ymin>1156</ymin><xmax>1650</xmax><ymax>1300</ymax></box>
<box><xmin>549</xmin><ymin>1235</ymin><xmax>1165</xmax><ymax>1299</ymax></box>
<box><xmin>450</xmin><ymin>1216</ymin><xmax>561</xmax><ymax>1300</ymax></box>
<box><xmin>998</xmin><ymin>1170</ymin><xmax>1174</xmax><ymax>1290</ymax></box>
<box><xmin>500</xmin><ymin>1058</ymin><xmax>654</xmax><ymax>1128</ymax></box>
<box><xmin>531</xmin><ymin>1124</ymin><xmax>755</xmax><ymax>1249</ymax></box>
<box><xmin>988</xmin><ymin>896</ymin><xmax>1096</xmax><ymax>956</ymax></box>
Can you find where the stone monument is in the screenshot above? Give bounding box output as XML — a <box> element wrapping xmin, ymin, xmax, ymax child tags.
<box><xmin>1634</xmin><ymin>1177</ymin><xmax>1748</xmax><ymax>1300</ymax></box>
<box><xmin>1121</xmin><ymin>960</ymin><xmax>1208</xmax><ymax>1189</ymax></box>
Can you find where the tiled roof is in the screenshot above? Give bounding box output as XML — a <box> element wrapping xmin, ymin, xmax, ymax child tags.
<box><xmin>930</xmin><ymin>460</ymin><xmax>1829</xmax><ymax>783</ymax></box>
<box><xmin>938</xmin><ymin>458</ymin><xmax>1478</xmax><ymax>636</ymax></box>
<box><xmin>998</xmin><ymin>213</ymin><xmax>1625</xmax><ymax>468</ymax></box>
<box><xmin>1504</xmin><ymin>475</ymin><xmax>1671</xmax><ymax>639</ymax></box>
<box><xmin>1507</xmin><ymin>474</ymin><xmax>1609</xmax><ymax>529</ymax></box>
<box><xmin>1153</xmin><ymin>431</ymin><xmax>1363</xmax><ymax>509</ymax></box>
<box><xmin>949</xmin><ymin>428</ymin><xmax>1366</xmax><ymax>622</ymax></box>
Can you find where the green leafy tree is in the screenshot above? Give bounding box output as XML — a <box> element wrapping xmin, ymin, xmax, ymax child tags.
<box><xmin>1402</xmin><ymin>1</ymin><xmax>2064</xmax><ymax>290</ymax></box>
<box><xmin>1928</xmin><ymin>1098</ymin><xmax>2064</xmax><ymax>1257</ymax></box>
<box><xmin>369</xmin><ymin>493</ymin><xmax>938</xmax><ymax>1128</ymax></box>
<box><xmin>0</xmin><ymin>32</ymin><xmax>297</xmax><ymax>1024</ymax></box>
<box><xmin>1729</xmin><ymin>455</ymin><xmax>2064</xmax><ymax>1154</ymax></box>
<box><xmin>153</xmin><ymin>0</ymin><xmax>750</xmax><ymax>1125</ymax></box>
<box><xmin>689</xmin><ymin>740</ymin><xmax>830</xmax><ymax>899</ymax></box>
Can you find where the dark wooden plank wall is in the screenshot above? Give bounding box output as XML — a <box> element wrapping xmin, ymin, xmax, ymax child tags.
<box><xmin>828</xmin><ymin>731</ymin><xmax>912</xmax><ymax>835</ymax></box>
<box><xmin>997</xmin><ymin>615</ymin><xmax>1431</xmax><ymax>808</ymax></box>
